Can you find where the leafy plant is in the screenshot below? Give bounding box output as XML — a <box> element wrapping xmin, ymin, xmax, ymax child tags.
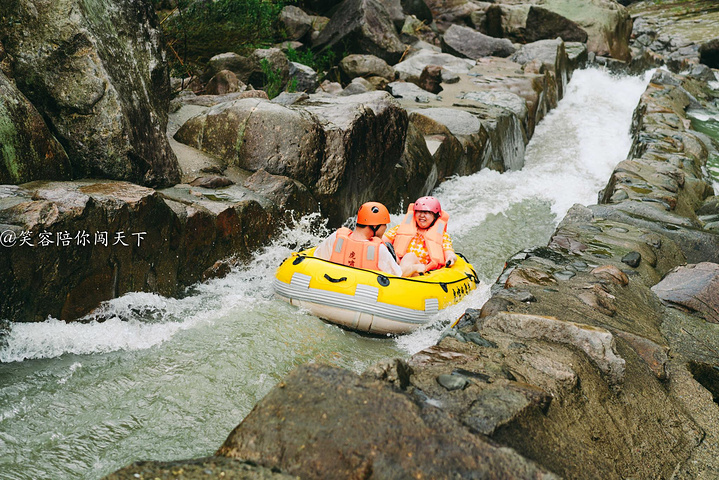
<box><xmin>158</xmin><ymin>0</ymin><xmax>288</xmax><ymax>75</ymax></box>
<box><xmin>285</xmin><ymin>46</ymin><xmax>338</xmax><ymax>81</ymax></box>
<box><xmin>260</xmin><ymin>58</ymin><xmax>284</xmax><ymax>98</ymax></box>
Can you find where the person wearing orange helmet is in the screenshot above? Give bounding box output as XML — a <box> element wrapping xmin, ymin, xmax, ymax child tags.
<box><xmin>314</xmin><ymin>202</ymin><xmax>402</xmax><ymax>276</ymax></box>
<box><xmin>383</xmin><ymin>196</ymin><xmax>458</xmax><ymax>276</ymax></box>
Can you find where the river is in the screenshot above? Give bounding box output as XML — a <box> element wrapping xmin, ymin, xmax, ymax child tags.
<box><xmin>0</xmin><ymin>68</ymin><xmax>654</xmax><ymax>480</ymax></box>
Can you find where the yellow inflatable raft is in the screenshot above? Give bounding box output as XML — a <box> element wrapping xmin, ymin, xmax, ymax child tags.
<box><xmin>273</xmin><ymin>248</ymin><xmax>479</xmax><ymax>334</ymax></box>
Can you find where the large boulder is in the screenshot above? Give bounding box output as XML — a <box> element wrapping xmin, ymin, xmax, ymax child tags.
<box><xmin>0</xmin><ymin>180</ymin><xmax>276</xmax><ymax>322</ymax></box>
<box><xmin>394</xmin><ymin>49</ymin><xmax>476</xmax><ymax>83</ymax></box>
<box><xmin>480</xmin><ymin>0</ymin><xmax>631</xmax><ymax>61</ymax></box>
<box><xmin>483</xmin><ymin>5</ymin><xmax>588</xmax><ymax>44</ymax></box>
<box><xmin>302</xmin><ymin>91</ymin><xmax>410</xmax><ymax>224</ymax></box>
<box><xmin>312</xmin><ymin>0</ymin><xmax>406</xmax><ymax>64</ymax></box>
<box><xmin>0</xmin><ymin>72</ymin><xmax>72</xmax><ymax>184</ymax></box>
<box><xmin>173</xmin><ymin>98</ymin><xmax>324</xmax><ymax>187</ymax></box>
<box><xmin>279</xmin><ymin>5</ymin><xmax>313</xmax><ymax>41</ymax></box>
<box><xmin>339</xmin><ymin>54</ymin><xmax>396</xmax><ymax>82</ymax></box>
<box><xmin>217</xmin><ymin>363</ymin><xmax>559</xmax><ymax>479</ymax></box>
<box><xmin>441</xmin><ymin>24</ymin><xmax>516</xmax><ymax>59</ymax></box>
<box><xmin>539</xmin><ymin>0</ymin><xmax>632</xmax><ymax>61</ymax></box>
<box><xmin>0</xmin><ymin>0</ymin><xmax>180</xmax><ymax>187</ymax></box>
<box><xmin>511</xmin><ymin>38</ymin><xmax>569</xmax><ymax>102</ymax></box>
<box><xmin>0</xmin><ymin>181</ymin><xmax>180</xmax><ymax>321</ymax></box>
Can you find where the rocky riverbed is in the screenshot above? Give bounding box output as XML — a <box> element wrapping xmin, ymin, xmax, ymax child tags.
<box><xmin>2</xmin><ymin>0</ymin><xmax>719</xmax><ymax>478</ymax></box>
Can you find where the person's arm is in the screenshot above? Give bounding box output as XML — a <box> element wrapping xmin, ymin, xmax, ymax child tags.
<box><xmin>381</xmin><ymin>225</ymin><xmax>399</xmax><ymax>244</ymax></box>
<box><xmin>443</xmin><ymin>232</ymin><xmax>457</xmax><ymax>266</ymax></box>
<box><xmin>378</xmin><ymin>244</ymin><xmax>402</xmax><ymax>277</ymax></box>
<box><xmin>313</xmin><ymin>231</ymin><xmax>337</xmax><ymax>260</ymax></box>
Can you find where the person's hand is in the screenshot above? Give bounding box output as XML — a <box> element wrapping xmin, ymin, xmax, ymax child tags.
<box><xmin>445</xmin><ymin>251</ymin><xmax>458</xmax><ymax>267</ymax></box>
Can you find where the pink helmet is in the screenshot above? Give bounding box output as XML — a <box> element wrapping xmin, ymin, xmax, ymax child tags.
<box><xmin>414</xmin><ymin>196</ymin><xmax>441</xmax><ymax>214</ymax></box>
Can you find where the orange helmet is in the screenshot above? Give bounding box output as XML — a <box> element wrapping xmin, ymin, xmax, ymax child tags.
<box><xmin>357</xmin><ymin>202</ymin><xmax>390</xmax><ymax>225</ymax></box>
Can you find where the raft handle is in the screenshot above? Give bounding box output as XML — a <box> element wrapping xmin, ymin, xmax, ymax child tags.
<box><xmin>440</xmin><ymin>282</ymin><xmax>448</xmax><ymax>292</ymax></box>
<box><xmin>324</xmin><ymin>274</ymin><xmax>347</xmax><ymax>283</ymax></box>
<box><xmin>293</xmin><ymin>255</ymin><xmax>306</xmax><ymax>265</ymax></box>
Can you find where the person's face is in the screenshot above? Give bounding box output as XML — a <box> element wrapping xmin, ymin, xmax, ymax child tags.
<box><xmin>415</xmin><ymin>210</ymin><xmax>435</xmax><ymax>229</ymax></box>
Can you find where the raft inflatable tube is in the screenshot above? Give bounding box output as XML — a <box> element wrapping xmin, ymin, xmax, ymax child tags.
<box><xmin>273</xmin><ymin>248</ymin><xmax>479</xmax><ymax>335</ymax></box>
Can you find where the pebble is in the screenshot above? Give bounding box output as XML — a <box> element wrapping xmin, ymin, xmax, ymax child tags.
<box><xmin>622</xmin><ymin>251</ymin><xmax>642</xmax><ymax>268</ymax></box>
<box><xmin>553</xmin><ymin>270</ymin><xmax>576</xmax><ymax>281</ymax></box>
<box><xmin>437</xmin><ymin>373</ymin><xmax>469</xmax><ymax>391</ymax></box>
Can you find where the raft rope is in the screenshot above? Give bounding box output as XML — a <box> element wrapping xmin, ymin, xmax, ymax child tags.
<box><xmin>290</xmin><ymin>253</ymin><xmax>480</xmax><ymax>287</ymax></box>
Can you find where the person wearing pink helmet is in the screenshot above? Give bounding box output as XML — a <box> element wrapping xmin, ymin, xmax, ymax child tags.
<box><xmin>383</xmin><ymin>196</ymin><xmax>458</xmax><ymax>276</ymax></box>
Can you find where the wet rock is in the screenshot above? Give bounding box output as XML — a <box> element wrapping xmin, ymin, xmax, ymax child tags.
<box><xmin>462</xmin><ymin>382</ymin><xmax>552</xmax><ymax>435</ymax></box>
<box><xmin>105</xmin><ymin>456</ymin><xmax>298</xmax><ymax>479</ymax></box>
<box><xmin>361</xmin><ymin>358</ymin><xmax>412</xmax><ymax>389</ymax></box>
<box><xmin>1</xmin><ymin>0</ymin><xmax>180</xmax><ymax>186</ymax></box>
<box><xmin>464</xmin><ymin>332</ymin><xmax>499</xmax><ymax>348</ymax></box>
<box><xmin>591</xmin><ymin>265</ymin><xmax>629</xmax><ymax>286</ymax></box>
<box><xmin>441</xmin><ymin>25</ymin><xmax>516</xmax><ymax>60</ymax></box>
<box><xmin>216</xmin><ymin>364</ymin><xmax>558</xmax><ymax>479</ymax></box>
<box><xmin>577</xmin><ymin>284</ymin><xmax>617</xmax><ymax>317</ymax></box>
<box><xmin>505</xmin><ymin>266</ymin><xmax>557</xmax><ymax>287</ymax></box>
<box><xmin>300</xmin><ymin>91</ymin><xmax>410</xmax><ymax>225</ymax></box>
<box><xmin>0</xmin><ymin>181</ymin><xmax>180</xmax><ymax>321</ymax></box>
<box><xmin>511</xmin><ymin>38</ymin><xmax>569</xmax><ymax>101</ymax></box>
<box><xmin>0</xmin><ymin>72</ymin><xmax>71</xmax><ymax>184</ymax></box>
<box><xmin>437</xmin><ymin>373</ymin><xmax>470</xmax><ymax>390</ymax></box>
<box><xmin>189</xmin><ymin>176</ymin><xmax>235</xmax><ymax>189</ymax></box>
<box><xmin>482</xmin><ymin>312</ymin><xmax>626</xmax><ymax>385</ymax></box>
<box><xmin>615</xmin><ymin>330</ymin><xmax>669</xmax><ymax>381</ymax></box>
<box><xmin>242</xmin><ymin>169</ymin><xmax>318</xmax><ymax>220</ymax></box>
<box><xmin>652</xmin><ymin>263</ymin><xmax>719</xmax><ymax>323</ymax></box>
<box><xmin>480</xmin><ymin>296</ymin><xmax>515</xmax><ymax>320</ymax></box>
<box><xmin>454</xmin><ymin>308</ymin><xmax>482</xmax><ymax>328</ymax></box>
<box><xmin>622</xmin><ymin>251</ymin><xmax>642</xmax><ymax>268</ymax></box>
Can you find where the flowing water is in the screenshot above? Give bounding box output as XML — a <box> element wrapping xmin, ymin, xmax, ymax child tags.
<box><xmin>0</xmin><ymin>68</ymin><xmax>653</xmax><ymax>480</ymax></box>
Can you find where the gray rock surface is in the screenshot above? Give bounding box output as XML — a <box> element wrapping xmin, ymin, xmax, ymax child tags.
<box><xmin>0</xmin><ymin>0</ymin><xmax>180</xmax><ymax>187</ymax></box>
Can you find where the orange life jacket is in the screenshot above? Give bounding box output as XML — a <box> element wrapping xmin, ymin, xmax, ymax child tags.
<box><xmin>329</xmin><ymin>227</ymin><xmax>383</xmax><ymax>270</ymax></box>
<box><xmin>393</xmin><ymin>203</ymin><xmax>450</xmax><ymax>271</ymax></box>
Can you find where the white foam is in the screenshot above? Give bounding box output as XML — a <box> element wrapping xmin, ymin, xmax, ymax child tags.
<box><xmin>437</xmin><ymin>68</ymin><xmax>653</xmax><ymax>238</ymax></box>
<box><xmin>0</xmin><ymin>214</ymin><xmax>332</xmax><ymax>362</ymax></box>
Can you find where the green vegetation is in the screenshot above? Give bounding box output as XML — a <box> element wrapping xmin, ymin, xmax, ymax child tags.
<box><xmin>154</xmin><ymin>0</ymin><xmax>289</xmax><ymax>76</ymax></box>
<box><xmin>285</xmin><ymin>46</ymin><xmax>337</xmax><ymax>76</ymax></box>
<box><xmin>260</xmin><ymin>58</ymin><xmax>284</xmax><ymax>98</ymax></box>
